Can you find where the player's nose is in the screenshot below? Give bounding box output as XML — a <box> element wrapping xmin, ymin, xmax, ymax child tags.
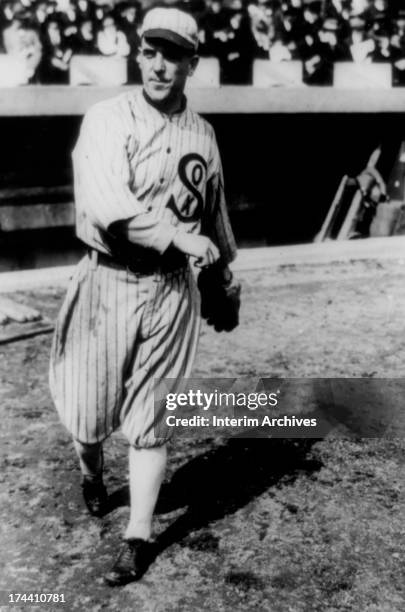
<box><xmin>152</xmin><ymin>52</ymin><xmax>165</xmax><ymax>73</ymax></box>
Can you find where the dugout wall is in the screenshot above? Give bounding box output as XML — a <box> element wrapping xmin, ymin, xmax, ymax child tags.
<box><xmin>0</xmin><ymin>86</ymin><xmax>404</xmax><ymax>269</ymax></box>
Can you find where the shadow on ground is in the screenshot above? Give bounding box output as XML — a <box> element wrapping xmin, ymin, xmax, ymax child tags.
<box><xmin>107</xmin><ymin>437</ymin><xmax>322</xmax><ymax>554</ymax></box>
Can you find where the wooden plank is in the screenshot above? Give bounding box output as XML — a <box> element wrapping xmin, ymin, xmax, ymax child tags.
<box><xmin>0</xmin><ymin>297</ymin><xmax>41</xmax><ymax>322</ymax></box>
<box><xmin>0</xmin><ymin>322</ymin><xmax>54</xmax><ymax>345</ymax></box>
<box><xmin>336</xmin><ymin>190</ymin><xmax>364</xmax><ymax>240</ymax></box>
<box><xmin>0</xmin><ymin>202</ymin><xmax>74</xmax><ymax>231</ymax></box>
<box><xmin>314</xmin><ymin>175</ymin><xmax>349</xmax><ymax>242</ymax></box>
<box><xmin>0</xmin><ymin>265</ymin><xmax>75</xmax><ymax>292</ymax></box>
<box><xmin>2</xmin><ymin>86</ymin><xmax>405</xmax><ymax>116</ymax></box>
<box><xmin>0</xmin><ymin>184</ymin><xmax>72</xmax><ymax>205</ymax></box>
<box><xmin>336</xmin><ymin>148</ymin><xmax>381</xmax><ymax>240</ymax></box>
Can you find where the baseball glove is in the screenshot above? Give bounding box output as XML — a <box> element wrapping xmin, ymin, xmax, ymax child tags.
<box><xmin>197</xmin><ymin>264</ymin><xmax>241</xmax><ymax>332</ymax></box>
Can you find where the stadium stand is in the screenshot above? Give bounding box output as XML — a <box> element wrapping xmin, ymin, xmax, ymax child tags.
<box><xmin>0</xmin><ymin>1</ymin><xmax>405</xmax><ymax>87</ymax></box>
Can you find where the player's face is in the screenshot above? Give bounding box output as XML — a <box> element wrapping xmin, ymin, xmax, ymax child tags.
<box><xmin>138</xmin><ymin>38</ymin><xmax>198</xmax><ymax>109</ymax></box>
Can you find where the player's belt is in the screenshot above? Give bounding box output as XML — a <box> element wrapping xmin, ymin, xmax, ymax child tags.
<box><xmin>88</xmin><ymin>247</ymin><xmax>187</xmax><ymax>276</ymax></box>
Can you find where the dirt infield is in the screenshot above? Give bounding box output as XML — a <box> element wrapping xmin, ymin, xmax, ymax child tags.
<box><xmin>0</xmin><ymin>258</ymin><xmax>404</xmax><ymax>612</ymax></box>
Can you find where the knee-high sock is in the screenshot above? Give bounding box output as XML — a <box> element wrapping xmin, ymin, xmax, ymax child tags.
<box><xmin>124</xmin><ymin>445</ymin><xmax>167</xmax><ymax>541</ymax></box>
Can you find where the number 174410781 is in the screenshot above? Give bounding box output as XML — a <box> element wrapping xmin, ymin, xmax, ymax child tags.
<box><xmin>7</xmin><ymin>593</ymin><xmax>65</xmax><ymax>604</ymax></box>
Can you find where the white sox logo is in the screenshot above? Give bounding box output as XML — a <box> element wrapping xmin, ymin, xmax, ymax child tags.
<box><xmin>166</xmin><ymin>153</ymin><xmax>207</xmax><ymax>222</ymax></box>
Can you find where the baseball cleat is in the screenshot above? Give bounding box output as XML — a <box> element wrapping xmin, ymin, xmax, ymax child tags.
<box><xmin>104</xmin><ymin>538</ymin><xmax>156</xmax><ymax>586</ymax></box>
<box><xmin>81</xmin><ymin>477</ymin><xmax>108</xmax><ymax>517</ymax></box>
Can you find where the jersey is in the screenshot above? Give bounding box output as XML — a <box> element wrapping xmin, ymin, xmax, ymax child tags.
<box><xmin>73</xmin><ymin>88</ymin><xmax>237</xmax><ymax>263</ymax></box>
<box><xmin>50</xmin><ymin>88</ymin><xmax>237</xmax><ymax>448</ymax></box>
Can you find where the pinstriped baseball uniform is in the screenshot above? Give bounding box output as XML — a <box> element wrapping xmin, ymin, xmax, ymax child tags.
<box><xmin>49</xmin><ymin>88</ymin><xmax>237</xmax><ymax>448</ymax></box>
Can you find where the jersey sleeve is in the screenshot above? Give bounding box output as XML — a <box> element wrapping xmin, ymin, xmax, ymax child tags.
<box><xmin>202</xmin><ymin>131</ymin><xmax>237</xmax><ymax>264</ymax></box>
<box><xmin>73</xmin><ymin>105</ymin><xmax>177</xmax><ymax>254</ymax></box>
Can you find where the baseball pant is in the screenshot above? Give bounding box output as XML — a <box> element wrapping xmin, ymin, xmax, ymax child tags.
<box><xmin>49</xmin><ymin>253</ymin><xmax>200</xmax><ymax>448</ymax></box>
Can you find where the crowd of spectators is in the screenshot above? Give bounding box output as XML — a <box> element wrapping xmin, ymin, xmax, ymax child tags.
<box><xmin>1</xmin><ymin>0</ymin><xmax>405</xmax><ymax>85</ymax></box>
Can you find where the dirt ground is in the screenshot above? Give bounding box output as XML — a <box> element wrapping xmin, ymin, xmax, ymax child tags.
<box><xmin>0</xmin><ymin>258</ymin><xmax>404</xmax><ymax>612</ymax></box>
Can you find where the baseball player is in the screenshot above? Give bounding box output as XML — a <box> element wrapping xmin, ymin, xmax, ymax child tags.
<box><xmin>49</xmin><ymin>7</ymin><xmax>240</xmax><ymax>586</ymax></box>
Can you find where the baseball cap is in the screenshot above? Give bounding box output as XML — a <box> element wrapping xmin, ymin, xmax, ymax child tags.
<box><xmin>141</xmin><ymin>8</ymin><xmax>199</xmax><ymax>52</ymax></box>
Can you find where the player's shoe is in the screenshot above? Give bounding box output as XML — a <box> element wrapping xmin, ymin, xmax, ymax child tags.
<box><xmin>81</xmin><ymin>477</ymin><xmax>108</xmax><ymax>517</ymax></box>
<box><xmin>104</xmin><ymin>538</ymin><xmax>156</xmax><ymax>586</ymax></box>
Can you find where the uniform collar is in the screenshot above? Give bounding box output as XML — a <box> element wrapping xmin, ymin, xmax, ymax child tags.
<box><xmin>138</xmin><ymin>88</ymin><xmax>188</xmax><ymax>122</ymax></box>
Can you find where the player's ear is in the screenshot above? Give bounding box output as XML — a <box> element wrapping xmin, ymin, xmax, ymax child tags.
<box><xmin>188</xmin><ymin>55</ymin><xmax>199</xmax><ymax>77</ymax></box>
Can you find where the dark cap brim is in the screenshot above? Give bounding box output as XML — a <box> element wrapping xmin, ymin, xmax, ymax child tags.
<box><xmin>143</xmin><ymin>28</ymin><xmax>196</xmax><ymax>51</ymax></box>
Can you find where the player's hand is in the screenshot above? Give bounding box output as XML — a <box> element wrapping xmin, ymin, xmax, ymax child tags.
<box><xmin>172</xmin><ymin>232</ymin><xmax>220</xmax><ymax>267</ymax></box>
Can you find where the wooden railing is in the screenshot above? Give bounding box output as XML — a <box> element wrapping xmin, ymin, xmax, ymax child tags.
<box><xmin>1</xmin><ymin>85</ymin><xmax>405</xmax><ymax>116</ymax></box>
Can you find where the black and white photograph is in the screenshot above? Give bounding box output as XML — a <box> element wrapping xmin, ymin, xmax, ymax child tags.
<box><xmin>0</xmin><ymin>0</ymin><xmax>404</xmax><ymax>610</ymax></box>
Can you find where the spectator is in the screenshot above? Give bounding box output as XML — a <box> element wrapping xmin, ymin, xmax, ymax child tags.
<box><xmin>289</xmin><ymin>0</ymin><xmax>303</xmax><ymax>11</ymax></box>
<box><xmin>220</xmin><ymin>7</ymin><xmax>256</xmax><ymax>83</ymax></box>
<box><xmin>93</xmin><ymin>2</ymin><xmax>111</xmax><ymax>25</ymax></box>
<box><xmin>2</xmin><ymin>15</ymin><xmax>43</xmax><ymax>83</ymax></box>
<box><xmin>345</xmin><ymin>14</ymin><xmax>374</xmax><ymax>62</ymax></box>
<box><xmin>392</xmin><ymin>11</ymin><xmax>405</xmax><ymax>52</ymax></box>
<box><xmin>318</xmin><ymin>17</ymin><xmax>350</xmax><ymax>61</ymax></box>
<box><xmin>1</xmin><ymin>2</ymin><xmax>21</xmax><ymax>25</ymax></box>
<box><xmin>370</xmin><ymin>25</ymin><xmax>400</xmax><ymax>63</ymax></box>
<box><xmin>323</xmin><ymin>0</ymin><xmax>350</xmax><ymax>20</ymax></box>
<box><xmin>114</xmin><ymin>1</ymin><xmax>141</xmax><ymax>83</ymax></box>
<box><xmin>322</xmin><ymin>0</ymin><xmax>351</xmax><ymax>39</ymax></box>
<box><xmin>350</xmin><ymin>0</ymin><xmax>370</xmax><ymax>17</ymax></box>
<box><xmin>34</xmin><ymin>0</ymin><xmax>50</xmax><ymax>25</ymax></box>
<box><xmin>275</xmin><ymin>7</ymin><xmax>306</xmax><ymax>60</ymax></box>
<box><xmin>59</xmin><ymin>0</ymin><xmax>79</xmax><ymax>41</ymax></box>
<box><xmin>71</xmin><ymin>16</ymin><xmax>96</xmax><ymax>54</ymax></box>
<box><xmin>362</xmin><ymin>0</ymin><xmax>392</xmax><ymax>31</ymax></box>
<box><xmin>3</xmin><ymin>0</ymin><xmax>405</xmax><ymax>87</ymax></box>
<box><xmin>302</xmin><ymin>0</ymin><xmax>322</xmax><ymax>38</ymax></box>
<box><xmin>40</xmin><ymin>14</ymin><xmax>72</xmax><ymax>82</ymax></box>
<box><xmin>304</xmin><ymin>18</ymin><xmax>350</xmax><ymax>85</ymax></box>
<box><xmin>392</xmin><ymin>24</ymin><xmax>405</xmax><ymax>87</ymax></box>
<box><xmin>115</xmin><ymin>1</ymin><xmax>140</xmax><ymax>52</ymax></box>
<box><xmin>75</xmin><ymin>0</ymin><xmax>95</xmax><ymax>21</ymax></box>
<box><xmin>0</xmin><ymin>2</ymin><xmax>19</xmax><ymax>49</ymax></box>
<box><xmin>20</xmin><ymin>0</ymin><xmax>35</xmax><ymax>10</ymax></box>
<box><xmin>96</xmin><ymin>11</ymin><xmax>130</xmax><ymax>57</ymax></box>
<box><xmin>300</xmin><ymin>26</ymin><xmax>325</xmax><ymax>83</ymax></box>
<box><xmin>249</xmin><ymin>1</ymin><xmax>275</xmax><ymax>58</ymax></box>
<box><xmin>115</xmin><ymin>0</ymin><xmax>140</xmax><ymax>31</ymax></box>
<box><xmin>198</xmin><ymin>0</ymin><xmax>227</xmax><ymax>55</ymax></box>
